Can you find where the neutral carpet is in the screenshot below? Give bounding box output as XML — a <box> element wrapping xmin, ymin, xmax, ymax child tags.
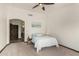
<box><xmin>0</xmin><ymin>42</ymin><xmax>79</xmax><ymax>56</ymax></box>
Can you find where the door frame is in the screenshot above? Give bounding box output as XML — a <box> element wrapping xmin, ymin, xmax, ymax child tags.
<box><xmin>7</xmin><ymin>18</ymin><xmax>28</xmax><ymax>44</ymax></box>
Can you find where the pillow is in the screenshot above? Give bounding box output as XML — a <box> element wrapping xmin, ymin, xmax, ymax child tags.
<box><xmin>32</xmin><ymin>33</ymin><xmax>44</xmax><ymax>37</ymax></box>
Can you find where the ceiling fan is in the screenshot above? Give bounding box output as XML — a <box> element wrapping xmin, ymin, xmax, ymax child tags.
<box><xmin>32</xmin><ymin>3</ymin><xmax>55</xmax><ymax>11</ymax></box>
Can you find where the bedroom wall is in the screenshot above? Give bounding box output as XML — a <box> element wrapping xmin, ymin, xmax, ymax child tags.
<box><xmin>27</xmin><ymin>12</ymin><xmax>46</xmax><ymax>38</ymax></box>
<box><xmin>46</xmin><ymin>4</ymin><xmax>79</xmax><ymax>51</ymax></box>
<box><xmin>0</xmin><ymin>4</ymin><xmax>7</xmax><ymax>51</ymax></box>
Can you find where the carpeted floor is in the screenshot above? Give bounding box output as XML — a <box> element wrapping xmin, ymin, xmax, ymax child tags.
<box><xmin>0</xmin><ymin>42</ymin><xmax>79</xmax><ymax>56</ymax></box>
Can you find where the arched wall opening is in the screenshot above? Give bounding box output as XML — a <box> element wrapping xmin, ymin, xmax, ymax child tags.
<box><xmin>7</xmin><ymin>18</ymin><xmax>28</xmax><ymax>44</ymax></box>
<box><xmin>9</xmin><ymin>19</ymin><xmax>25</xmax><ymax>43</ymax></box>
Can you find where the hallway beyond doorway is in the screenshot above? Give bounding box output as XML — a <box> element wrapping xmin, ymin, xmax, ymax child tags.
<box><xmin>10</xmin><ymin>19</ymin><xmax>25</xmax><ymax>43</ymax></box>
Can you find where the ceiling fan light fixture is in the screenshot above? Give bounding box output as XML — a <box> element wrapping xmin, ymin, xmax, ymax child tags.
<box><xmin>39</xmin><ymin>4</ymin><xmax>42</xmax><ymax>6</ymax></box>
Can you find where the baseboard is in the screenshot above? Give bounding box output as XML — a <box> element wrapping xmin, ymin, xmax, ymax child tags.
<box><xmin>59</xmin><ymin>44</ymin><xmax>79</xmax><ymax>53</ymax></box>
<box><xmin>0</xmin><ymin>43</ymin><xmax>10</xmax><ymax>53</ymax></box>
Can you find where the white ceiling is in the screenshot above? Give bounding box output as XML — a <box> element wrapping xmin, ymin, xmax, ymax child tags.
<box><xmin>5</xmin><ymin>3</ymin><xmax>76</xmax><ymax>13</ymax></box>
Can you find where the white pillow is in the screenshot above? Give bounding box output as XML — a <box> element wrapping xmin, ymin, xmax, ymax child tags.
<box><xmin>32</xmin><ymin>33</ymin><xmax>44</xmax><ymax>37</ymax></box>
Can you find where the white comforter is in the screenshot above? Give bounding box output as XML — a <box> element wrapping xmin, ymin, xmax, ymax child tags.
<box><xmin>32</xmin><ymin>35</ymin><xmax>59</xmax><ymax>53</ymax></box>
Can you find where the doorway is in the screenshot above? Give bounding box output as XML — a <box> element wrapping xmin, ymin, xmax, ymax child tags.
<box><xmin>10</xmin><ymin>19</ymin><xmax>25</xmax><ymax>43</ymax></box>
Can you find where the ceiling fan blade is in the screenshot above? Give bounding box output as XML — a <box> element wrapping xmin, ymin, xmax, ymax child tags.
<box><xmin>42</xmin><ymin>3</ymin><xmax>55</xmax><ymax>5</ymax></box>
<box><xmin>32</xmin><ymin>4</ymin><xmax>39</xmax><ymax>9</ymax></box>
<box><xmin>42</xmin><ymin>7</ymin><xmax>45</xmax><ymax>11</ymax></box>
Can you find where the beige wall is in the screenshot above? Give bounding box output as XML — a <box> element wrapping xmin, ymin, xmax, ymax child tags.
<box><xmin>46</xmin><ymin>4</ymin><xmax>79</xmax><ymax>51</ymax></box>
<box><xmin>0</xmin><ymin>4</ymin><xmax>7</xmax><ymax>51</ymax></box>
<box><xmin>27</xmin><ymin>12</ymin><xmax>46</xmax><ymax>38</ymax></box>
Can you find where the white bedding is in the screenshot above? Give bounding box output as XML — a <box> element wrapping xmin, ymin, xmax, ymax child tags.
<box><xmin>32</xmin><ymin>34</ymin><xmax>59</xmax><ymax>53</ymax></box>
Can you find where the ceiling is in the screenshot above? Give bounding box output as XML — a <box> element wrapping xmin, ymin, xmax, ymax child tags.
<box><xmin>5</xmin><ymin>3</ymin><xmax>76</xmax><ymax>13</ymax></box>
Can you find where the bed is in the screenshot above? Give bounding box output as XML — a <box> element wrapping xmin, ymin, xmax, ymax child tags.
<box><xmin>32</xmin><ymin>33</ymin><xmax>59</xmax><ymax>53</ymax></box>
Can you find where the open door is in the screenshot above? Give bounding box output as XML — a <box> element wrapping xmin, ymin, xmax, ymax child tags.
<box><xmin>10</xmin><ymin>24</ymin><xmax>18</xmax><ymax>43</ymax></box>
